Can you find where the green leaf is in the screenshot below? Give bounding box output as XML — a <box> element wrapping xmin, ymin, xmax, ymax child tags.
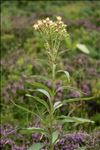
<box><xmin>57</xmin><ymin>70</ymin><xmax>70</xmax><ymax>82</ymax></box>
<box><xmin>77</xmin><ymin>147</ymin><xmax>86</xmax><ymax>150</ymax></box>
<box><xmin>56</xmin><ymin>86</ymin><xmax>84</xmax><ymax>96</ymax></box>
<box><xmin>52</xmin><ymin>131</ymin><xmax>59</xmax><ymax>144</ymax></box>
<box><xmin>63</xmin><ymin>96</ymin><xmax>95</xmax><ymax>104</ymax></box>
<box><xmin>65</xmin><ymin>37</ymin><xmax>77</xmax><ymax>50</ymax></box>
<box><xmin>36</xmin><ymin>89</ymin><xmax>51</xmax><ymax>100</ymax></box>
<box><xmin>10</xmin><ymin>100</ymin><xmax>40</xmax><ymax>119</ymax></box>
<box><xmin>21</xmin><ymin>127</ymin><xmax>46</xmax><ymax>134</ymax></box>
<box><xmin>53</xmin><ymin>101</ymin><xmax>63</xmax><ymax>112</ymax></box>
<box><xmin>76</xmin><ymin>44</ymin><xmax>90</xmax><ymax>54</ymax></box>
<box><xmin>57</xmin><ymin>115</ymin><xmax>76</xmax><ymax>123</ymax></box>
<box><xmin>57</xmin><ymin>115</ymin><xmax>94</xmax><ymax>124</ymax></box>
<box><xmin>65</xmin><ymin>37</ymin><xmax>72</xmax><ymax>49</ymax></box>
<box><xmin>26</xmin><ymin>94</ymin><xmax>50</xmax><ymax>113</ymax></box>
<box><xmin>28</xmin><ymin>143</ymin><xmax>44</xmax><ymax>150</ymax></box>
<box><xmin>28</xmin><ymin>82</ymin><xmax>52</xmax><ymax>97</ymax></box>
<box><xmin>72</xmin><ymin>117</ymin><xmax>94</xmax><ymax>123</ymax></box>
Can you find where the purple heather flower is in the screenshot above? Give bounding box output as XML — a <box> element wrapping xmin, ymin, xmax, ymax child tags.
<box><xmin>12</xmin><ymin>145</ymin><xmax>25</xmax><ymax>150</ymax></box>
<box><xmin>55</xmin><ymin>80</ymin><xmax>62</xmax><ymax>90</ymax></box>
<box><xmin>32</xmin><ymin>133</ymin><xmax>41</xmax><ymax>142</ymax></box>
<box><xmin>68</xmin><ymin>91</ymin><xmax>80</xmax><ymax>98</ymax></box>
<box><xmin>2</xmin><ymin>90</ymin><xmax>9</xmax><ymax>99</ymax></box>
<box><xmin>54</xmin><ymin>132</ymin><xmax>87</xmax><ymax>150</ymax></box>
<box><xmin>59</xmin><ymin>138</ymin><xmax>65</xmax><ymax>145</ymax></box>
<box><xmin>46</xmin><ymin>81</ymin><xmax>52</xmax><ymax>88</ymax></box>
<box><xmin>60</xmin><ymin>105</ymin><xmax>67</xmax><ymax>113</ymax></box>
<box><xmin>18</xmin><ymin>84</ymin><xmax>24</xmax><ymax>90</ymax></box>
<box><xmin>81</xmin><ymin>82</ymin><xmax>91</xmax><ymax>96</ymax></box>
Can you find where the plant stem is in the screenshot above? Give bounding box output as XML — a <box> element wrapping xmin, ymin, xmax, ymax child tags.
<box><xmin>49</xmin><ymin>112</ymin><xmax>53</xmax><ymax>150</ymax></box>
<box><xmin>52</xmin><ymin>63</ymin><xmax>56</xmax><ymax>96</ymax></box>
<box><xmin>49</xmin><ymin>63</ymin><xmax>56</xmax><ymax>150</ymax></box>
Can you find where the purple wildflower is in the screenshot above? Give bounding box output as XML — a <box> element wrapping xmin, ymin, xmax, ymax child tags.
<box><xmin>81</xmin><ymin>82</ymin><xmax>91</xmax><ymax>96</ymax></box>
<box><xmin>68</xmin><ymin>91</ymin><xmax>80</xmax><ymax>98</ymax></box>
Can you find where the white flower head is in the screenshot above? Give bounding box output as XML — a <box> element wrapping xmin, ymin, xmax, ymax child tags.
<box><xmin>56</xmin><ymin>16</ymin><xmax>62</xmax><ymax>21</ymax></box>
<box><xmin>46</xmin><ymin>17</ymin><xmax>50</xmax><ymax>21</ymax></box>
<box><xmin>33</xmin><ymin>24</ymin><xmax>38</xmax><ymax>30</ymax></box>
<box><xmin>37</xmin><ymin>20</ymin><xmax>42</xmax><ymax>25</ymax></box>
<box><xmin>43</xmin><ymin>20</ymin><xmax>46</xmax><ymax>23</ymax></box>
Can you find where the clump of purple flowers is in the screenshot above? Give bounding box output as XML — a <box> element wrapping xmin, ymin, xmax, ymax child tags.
<box><xmin>54</xmin><ymin>132</ymin><xmax>87</xmax><ymax>150</ymax></box>
<box><xmin>2</xmin><ymin>78</ymin><xmax>25</xmax><ymax>102</ymax></box>
<box><xmin>0</xmin><ymin>124</ymin><xmax>27</xmax><ymax>150</ymax></box>
<box><xmin>81</xmin><ymin>82</ymin><xmax>92</xmax><ymax>96</ymax></box>
<box><xmin>1</xmin><ymin>124</ymin><xmax>100</xmax><ymax>150</ymax></box>
<box><xmin>68</xmin><ymin>91</ymin><xmax>80</xmax><ymax>98</ymax></box>
<box><xmin>85</xmin><ymin>131</ymin><xmax>100</xmax><ymax>150</ymax></box>
<box><xmin>32</xmin><ymin>133</ymin><xmax>41</xmax><ymax>142</ymax></box>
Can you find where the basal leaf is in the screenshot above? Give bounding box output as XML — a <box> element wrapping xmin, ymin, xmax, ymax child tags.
<box><xmin>28</xmin><ymin>143</ymin><xmax>44</xmax><ymax>150</ymax></box>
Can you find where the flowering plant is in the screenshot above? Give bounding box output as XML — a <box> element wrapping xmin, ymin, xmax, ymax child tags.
<box><xmin>12</xmin><ymin>16</ymin><xmax>94</xmax><ymax>150</ymax></box>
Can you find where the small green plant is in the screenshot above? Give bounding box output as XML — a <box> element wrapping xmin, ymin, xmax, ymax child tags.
<box><xmin>12</xmin><ymin>16</ymin><xmax>94</xmax><ymax>150</ymax></box>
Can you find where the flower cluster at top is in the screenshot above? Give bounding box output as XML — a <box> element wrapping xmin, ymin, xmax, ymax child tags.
<box><xmin>33</xmin><ymin>16</ymin><xmax>67</xmax><ymax>37</ymax></box>
<box><xmin>33</xmin><ymin>16</ymin><xmax>68</xmax><ymax>63</ymax></box>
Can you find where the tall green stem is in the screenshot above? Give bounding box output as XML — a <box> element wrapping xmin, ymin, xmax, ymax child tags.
<box><xmin>49</xmin><ymin>63</ymin><xmax>56</xmax><ymax>150</ymax></box>
<box><xmin>52</xmin><ymin>63</ymin><xmax>56</xmax><ymax>97</ymax></box>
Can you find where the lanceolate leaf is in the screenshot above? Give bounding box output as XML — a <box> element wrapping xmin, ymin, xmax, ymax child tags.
<box><xmin>53</xmin><ymin>101</ymin><xmax>63</xmax><ymax>112</ymax></box>
<box><xmin>27</xmin><ymin>82</ymin><xmax>52</xmax><ymax>97</ymax></box>
<box><xmin>76</xmin><ymin>43</ymin><xmax>90</xmax><ymax>54</ymax></box>
<box><xmin>26</xmin><ymin>94</ymin><xmax>50</xmax><ymax>113</ymax></box>
<box><xmin>57</xmin><ymin>70</ymin><xmax>70</xmax><ymax>82</ymax></box>
<box><xmin>65</xmin><ymin>36</ymin><xmax>73</xmax><ymax>49</ymax></box>
<box><xmin>57</xmin><ymin>115</ymin><xmax>94</xmax><ymax>124</ymax></box>
<box><xmin>52</xmin><ymin>131</ymin><xmax>59</xmax><ymax>144</ymax></box>
<box><xmin>72</xmin><ymin>117</ymin><xmax>94</xmax><ymax>123</ymax></box>
<box><xmin>57</xmin><ymin>115</ymin><xmax>76</xmax><ymax>123</ymax></box>
<box><xmin>56</xmin><ymin>86</ymin><xmax>84</xmax><ymax>96</ymax></box>
<box><xmin>10</xmin><ymin>100</ymin><xmax>41</xmax><ymax>119</ymax></box>
<box><xmin>28</xmin><ymin>143</ymin><xmax>44</xmax><ymax>150</ymax></box>
<box><xmin>36</xmin><ymin>89</ymin><xmax>51</xmax><ymax>100</ymax></box>
<box><xmin>63</xmin><ymin>96</ymin><xmax>95</xmax><ymax>104</ymax></box>
<box><xmin>21</xmin><ymin>127</ymin><xmax>46</xmax><ymax>134</ymax></box>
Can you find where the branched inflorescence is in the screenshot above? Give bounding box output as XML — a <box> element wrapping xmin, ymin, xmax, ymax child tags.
<box><xmin>33</xmin><ymin>16</ymin><xmax>69</xmax><ymax>63</ymax></box>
